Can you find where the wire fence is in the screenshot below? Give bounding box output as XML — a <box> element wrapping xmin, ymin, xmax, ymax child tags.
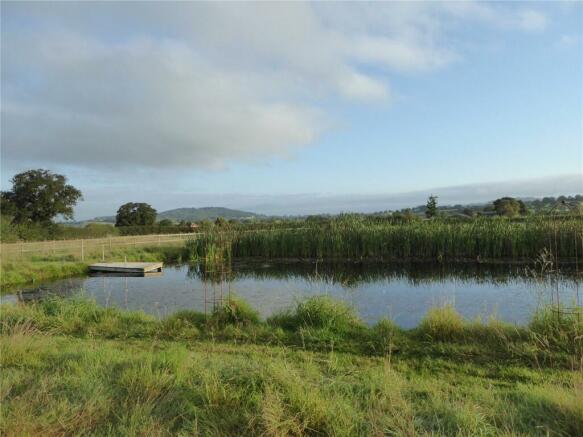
<box><xmin>0</xmin><ymin>228</ymin><xmax>308</xmax><ymax>262</ymax></box>
<box><xmin>0</xmin><ymin>233</ymin><xmax>199</xmax><ymax>262</ymax></box>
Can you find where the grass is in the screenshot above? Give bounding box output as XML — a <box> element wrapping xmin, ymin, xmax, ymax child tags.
<box><xmin>187</xmin><ymin>216</ymin><xmax>583</xmax><ymax>263</ymax></box>
<box><xmin>0</xmin><ymin>260</ymin><xmax>88</xmax><ymax>289</ymax></box>
<box><xmin>1</xmin><ymin>245</ymin><xmax>186</xmax><ymax>290</ymax></box>
<box><xmin>1</xmin><ymin>295</ymin><xmax>582</xmax><ymax>435</ymax></box>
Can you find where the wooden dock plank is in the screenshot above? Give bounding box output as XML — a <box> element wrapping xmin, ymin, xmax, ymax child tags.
<box><xmin>88</xmin><ymin>262</ymin><xmax>163</xmax><ymax>273</ymax></box>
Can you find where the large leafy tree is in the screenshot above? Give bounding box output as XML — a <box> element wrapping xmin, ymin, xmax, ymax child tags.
<box><xmin>493</xmin><ymin>197</ymin><xmax>527</xmax><ymax>217</ymax></box>
<box><xmin>115</xmin><ymin>202</ymin><xmax>157</xmax><ymax>226</ymax></box>
<box><xmin>1</xmin><ymin>169</ymin><xmax>82</xmax><ymax>223</ymax></box>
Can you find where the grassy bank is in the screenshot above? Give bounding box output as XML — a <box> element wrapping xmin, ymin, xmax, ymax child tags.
<box><xmin>0</xmin><ymin>260</ymin><xmax>88</xmax><ymax>289</ymax></box>
<box><xmin>187</xmin><ymin>216</ymin><xmax>583</xmax><ymax>263</ymax></box>
<box><xmin>0</xmin><ymin>245</ymin><xmax>186</xmax><ymax>290</ymax></box>
<box><xmin>1</xmin><ymin>296</ymin><xmax>582</xmax><ymax>435</ymax></box>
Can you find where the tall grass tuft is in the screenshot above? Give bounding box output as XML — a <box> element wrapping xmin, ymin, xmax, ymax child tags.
<box><xmin>211</xmin><ymin>296</ymin><xmax>260</xmax><ymax>327</ymax></box>
<box><xmin>529</xmin><ymin>305</ymin><xmax>583</xmax><ymax>356</ymax></box>
<box><xmin>269</xmin><ymin>295</ymin><xmax>364</xmax><ymax>334</ymax></box>
<box><xmin>370</xmin><ymin>318</ymin><xmax>401</xmax><ymax>356</ymax></box>
<box><xmin>417</xmin><ymin>305</ymin><xmax>466</xmax><ymax>342</ymax></box>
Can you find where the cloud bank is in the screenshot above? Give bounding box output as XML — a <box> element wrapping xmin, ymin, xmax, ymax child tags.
<box><xmin>2</xmin><ymin>1</ymin><xmax>550</xmax><ymax>170</ymax></box>
<box><xmin>73</xmin><ymin>174</ymin><xmax>582</xmax><ymax>220</ymax></box>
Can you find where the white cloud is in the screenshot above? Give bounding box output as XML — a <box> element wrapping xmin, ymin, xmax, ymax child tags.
<box><xmin>1</xmin><ymin>1</ymin><xmax>550</xmax><ymax>170</ymax></box>
<box><xmin>517</xmin><ymin>10</ymin><xmax>548</xmax><ymax>32</ymax></box>
<box><xmin>336</xmin><ymin>71</ymin><xmax>389</xmax><ymax>101</ymax></box>
<box><xmin>349</xmin><ymin>36</ymin><xmax>456</xmax><ymax>72</ymax></box>
<box><xmin>559</xmin><ymin>34</ymin><xmax>579</xmax><ymax>47</ymax></box>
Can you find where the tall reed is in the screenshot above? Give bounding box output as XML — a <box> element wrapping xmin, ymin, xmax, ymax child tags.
<box><xmin>186</xmin><ymin>216</ymin><xmax>583</xmax><ymax>263</ymax></box>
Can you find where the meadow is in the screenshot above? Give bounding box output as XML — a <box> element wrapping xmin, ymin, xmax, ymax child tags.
<box><xmin>1</xmin><ymin>295</ymin><xmax>582</xmax><ymax>435</ymax></box>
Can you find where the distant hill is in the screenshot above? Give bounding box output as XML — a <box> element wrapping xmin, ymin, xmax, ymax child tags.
<box><xmin>157</xmin><ymin>207</ymin><xmax>260</xmax><ymax>222</ymax></box>
<box><xmin>66</xmin><ymin>195</ymin><xmax>582</xmax><ymax>226</ymax></box>
<box><xmin>72</xmin><ymin>207</ymin><xmax>261</xmax><ymax>225</ymax></box>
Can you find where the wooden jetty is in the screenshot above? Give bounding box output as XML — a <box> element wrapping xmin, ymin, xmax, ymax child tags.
<box><xmin>88</xmin><ymin>262</ymin><xmax>163</xmax><ymax>274</ymax></box>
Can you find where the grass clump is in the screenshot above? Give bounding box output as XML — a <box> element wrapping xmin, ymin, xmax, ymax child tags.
<box><xmin>268</xmin><ymin>296</ymin><xmax>368</xmax><ymax>353</ymax></box>
<box><xmin>417</xmin><ymin>304</ymin><xmax>466</xmax><ymax>342</ymax></box>
<box><xmin>369</xmin><ymin>318</ymin><xmax>401</xmax><ymax>356</ymax></box>
<box><xmin>529</xmin><ymin>305</ymin><xmax>583</xmax><ymax>356</ymax></box>
<box><xmin>211</xmin><ymin>296</ymin><xmax>261</xmax><ymax>327</ymax></box>
<box><xmin>270</xmin><ymin>295</ymin><xmax>364</xmax><ymax>333</ymax></box>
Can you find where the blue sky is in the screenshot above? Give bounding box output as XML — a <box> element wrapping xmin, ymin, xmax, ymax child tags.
<box><xmin>1</xmin><ymin>1</ymin><xmax>582</xmax><ymax>218</ymax></box>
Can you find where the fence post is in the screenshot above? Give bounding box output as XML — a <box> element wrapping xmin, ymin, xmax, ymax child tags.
<box><xmin>81</xmin><ymin>239</ymin><xmax>84</xmax><ymax>262</ymax></box>
<box><xmin>102</xmin><ymin>244</ymin><xmax>105</xmax><ymax>261</ymax></box>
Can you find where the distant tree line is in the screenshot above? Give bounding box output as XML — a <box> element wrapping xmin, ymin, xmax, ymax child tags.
<box><xmin>1</xmin><ymin>168</ymin><xmax>581</xmax><ymax>243</ymax></box>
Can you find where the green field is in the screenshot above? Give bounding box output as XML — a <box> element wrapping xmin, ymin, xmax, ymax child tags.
<box><xmin>1</xmin><ymin>296</ymin><xmax>582</xmax><ymax>435</ymax></box>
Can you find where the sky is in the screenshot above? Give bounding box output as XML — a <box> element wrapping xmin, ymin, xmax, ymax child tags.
<box><xmin>1</xmin><ymin>1</ymin><xmax>582</xmax><ymax>219</ymax></box>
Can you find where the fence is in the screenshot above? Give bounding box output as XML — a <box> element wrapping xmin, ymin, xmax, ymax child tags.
<box><xmin>0</xmin><ymin>233</ymin><xmax>198</xmax><ymax>262</ymax></box>
<box><xmin>0</xmin><ymin>228</ymin><xmax>307</xmax><ymax>262</ymax></box>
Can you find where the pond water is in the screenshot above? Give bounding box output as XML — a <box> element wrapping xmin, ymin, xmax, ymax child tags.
<box><xmin>2</xmin><ymin>262</ymin><xmax>582</xmax><ymax>328</ymax></box>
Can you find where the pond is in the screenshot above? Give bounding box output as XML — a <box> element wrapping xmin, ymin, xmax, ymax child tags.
<box><xmin>2</xmin><ymin>262</ymin><xmax>582</xmax><ymax>328</ymax></box>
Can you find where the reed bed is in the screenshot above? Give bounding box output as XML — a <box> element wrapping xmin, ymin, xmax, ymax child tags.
<box><xmin>187</xmin><ymin>216</ymin><xmax>583</xmax><ymax>263</ymax></box>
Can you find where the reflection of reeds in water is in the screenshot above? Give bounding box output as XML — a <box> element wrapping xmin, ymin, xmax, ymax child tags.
<box><xmin>185</xmin><ymin>212</ymin><xmax>583</xmax><ymax>313</ymax></box>
<box><xmin>186</xmin><ymin>260</ymin><xmax>581</xmax><ymax>289</ymax></box>
<box><xmin>524</xmin><ymin>203</ymin><xmax>583</xmax><ymax>327</ymax></box>
<box><xmin>188</xmin><ymin>259</ymin><xmax>234</xmax><ymax>316</ymax></box>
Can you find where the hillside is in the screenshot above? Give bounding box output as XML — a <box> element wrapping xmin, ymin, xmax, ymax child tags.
<box><xmin>68</xmin><ymin>195</ymin><xmax>582</xmax><ymax>226</ymax></box>
<box><xmin>157</xmin><ymin>207</ymin><xmax>260</xmax><ymax>222</ymax></box>
<box><xmin>64</xmin><ymin>207</ymin><xmax>260</xmax><ymax>226</ymax></box>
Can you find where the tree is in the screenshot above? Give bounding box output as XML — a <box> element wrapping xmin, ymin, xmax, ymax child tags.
<box><xmin>425</xmin><ymin>195</ymin><xmax>438</xmax><ymax>218</ymax></box>
<box><xmin>215</xmin><ymin>216</ymin><xmax>227</xmax><ymax>227</ymax></box>
<box><xmin>1</xmin><ymin>169</ymin><xmax>82</xmax><ymax>223</ymax></box>
<box><xmin>493</xmin><ymin>197</ymin><xmax>527</xmax><ymax>217</ymax></box>
<box><xmin>157</xmin><ymin>219</ymin><xmax>173</xmax><ymax>227</ymax></box>
<box><xmin>199</xmin><ymin>219</ymin><xmax>214</xmax><ymax>231</ymax></box>
<box><xmin>115</xmin><ymin>203</ymin><xmax>157</xmax><ymax>226</ymax></box>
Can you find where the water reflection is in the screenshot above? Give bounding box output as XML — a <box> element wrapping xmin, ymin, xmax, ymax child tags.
<box><xmin>3</xmin><ymin>261</ymin><xmax>581</xmax><ymax>328</ymax></box>
<box><xmin>191</xmin><ymin>261</ymin><xmax>581</xmax><ymax>287</ymax></box>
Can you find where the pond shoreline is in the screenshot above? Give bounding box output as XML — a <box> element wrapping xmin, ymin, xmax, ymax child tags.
<box><xmin>2</xmin><ymin>294</ymin><xmax>582</xmax><ymax>435</ymax></box>
<box><xmin>3</xmin><ymin>254</ymin><xmax>582</xmax><ymax>294</ymax></box>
